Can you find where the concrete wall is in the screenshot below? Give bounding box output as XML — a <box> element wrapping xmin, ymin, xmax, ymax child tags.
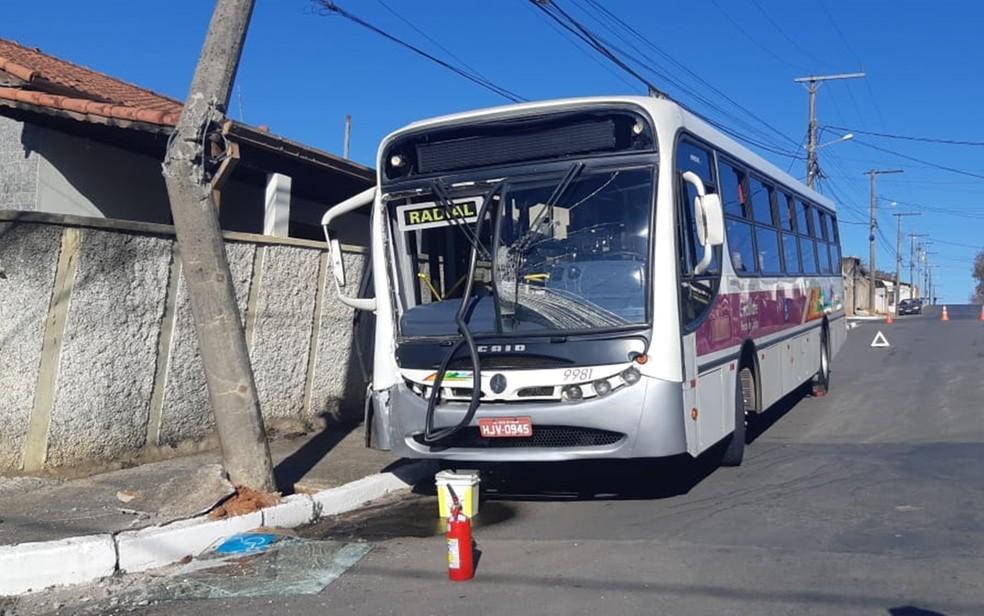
<box><xmin>0</xmin><ymin>211</ymin><xmax>367</xmax><ymax>474</ymax></box>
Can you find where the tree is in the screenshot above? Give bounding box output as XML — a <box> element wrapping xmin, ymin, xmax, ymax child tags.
<box><xmin>162</xmin><ymin>0</ymin><xmax>275</xmax><ymax>492</ymax></box>
<box><xmin>972</xmin><ymin>250</ymin><xmax>984</xmax><ymax>304</ymax></box>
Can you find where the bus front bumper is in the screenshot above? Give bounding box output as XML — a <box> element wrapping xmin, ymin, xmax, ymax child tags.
<box><xmin>378</xmin><ymin>377</ymin><xmax>689</xmax><ymax>462</ymax></box>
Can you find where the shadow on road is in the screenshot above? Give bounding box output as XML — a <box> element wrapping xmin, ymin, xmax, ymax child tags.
<box><xmin>746</xmin><ymin>382</ymin><xmax>813</xmax><ymax>445</ymax></box>
<box><xmin>454</xmin><ymin>452</ymin><xmax>723</xmax><ymax>503</ymax></box>
<box><xmin>273</xmin><ymin>421</ymin><xmax>360</xmax><ymax>493</ymax></box>
<box><xmin>431</xmin><ymin>384</ymin><xmax>818</xmax><ymax>504</ymax></box>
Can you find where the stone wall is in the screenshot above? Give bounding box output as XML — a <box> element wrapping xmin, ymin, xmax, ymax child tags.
<box><xmin>0</xmin><ymin>211</ymin><xmax>367</xmax><ymax>474</ymax></box>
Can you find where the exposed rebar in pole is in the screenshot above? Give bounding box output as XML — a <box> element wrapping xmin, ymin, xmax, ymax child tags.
<box><xmin>893</xmin><ymin>212</ymin><xmax>920</xmax><ymax>310</ymax></box>
<box><xmin>162</xmin><ymin>0</ymin><xmax>275</xmax><ymax>491</ymax></box>
<box><xmin>794</xmin><ymin>72</ymin><xmax>865</xmax><ymax>189</ymax></box>
<box><xmin>864</xmin><ymin>169</ymin><xmax>903</xmax><ymax>313</ymax></box>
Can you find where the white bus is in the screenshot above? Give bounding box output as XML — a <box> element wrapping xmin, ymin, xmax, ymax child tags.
<box><xmin>324</xmin><ymin>96</ymin><xmax>845</xmax><ymax>466</ymax></box>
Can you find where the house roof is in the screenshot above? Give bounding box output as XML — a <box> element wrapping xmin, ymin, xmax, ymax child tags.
<box><xmin>0</xmin><ymin>38</ymin><xmax>183</xmax><ymax>126</ymax></box>
<box><xmin>0</xmin><ymin>37</ymin><xmax>375</xmax><ymax>182</ymax></box>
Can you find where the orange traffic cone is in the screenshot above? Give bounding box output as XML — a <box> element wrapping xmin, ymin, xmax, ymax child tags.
<box><xmin>885</xmin><ymin>312</ymin><xmax>894</xmax><ymax>324</ymax></box>
<box><xmin>941</xmin><ymin>306</ymin><xmax>949</xmax><ymax>321</ymax></box>
<box><xmin>978</xmin><ymin>305</ymin><xmax>984</xmax><ymax>322</ymax></box>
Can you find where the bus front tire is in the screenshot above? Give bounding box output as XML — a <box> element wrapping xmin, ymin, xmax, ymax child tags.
<box><xmin>720</xmin><ymin>368</ymin><xmax>750</xmax><ymax>467</ymax></box>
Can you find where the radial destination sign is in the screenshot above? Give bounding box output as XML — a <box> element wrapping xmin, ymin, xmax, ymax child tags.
<box><xmin>396</xmin><ymin>199</ymin><xmax>481</xmax><ymax>231</ymax></box>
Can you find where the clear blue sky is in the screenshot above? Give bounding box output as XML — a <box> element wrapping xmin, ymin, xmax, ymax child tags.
<box><xmin>4</xmin><ymin>1</ymin><xmax>982</xmax><ymax>302</ymax></box>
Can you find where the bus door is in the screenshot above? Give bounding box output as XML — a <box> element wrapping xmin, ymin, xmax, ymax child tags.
<box><xmin>675</xmin><ymin>140</ymin><xmax>723</xmax><ymax>455</ymax></box>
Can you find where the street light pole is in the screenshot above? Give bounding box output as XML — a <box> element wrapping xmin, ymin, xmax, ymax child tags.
<box><xmin>794</xmin><ymin>72</ymin><xmax>865</xmax><ymax>189</ymax></box>
<box><xmin>865</xmin><ymin>169</ymin><xmax>903</xmax><ymax>313</ymax></box>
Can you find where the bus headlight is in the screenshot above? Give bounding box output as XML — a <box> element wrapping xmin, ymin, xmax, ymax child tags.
<box><xmin>561</xmin><ymin>384</ymin><xmax>584</xmax><ymax>401</ymax></box>
<box><xmin>593</xmin><ymin>379</ymin><xmax>612</xmax><ymax>396</ymax></box>
<box><xmin>620</xmin><ymin>367</ymin><xmax>641</xmax><ymax>385</ymax></box>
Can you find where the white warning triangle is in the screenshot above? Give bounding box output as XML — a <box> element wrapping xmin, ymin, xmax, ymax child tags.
<box><xmin>870</xmin><ymin>330</ymin><xmax>891</xmax><ymax>348</ymax></box>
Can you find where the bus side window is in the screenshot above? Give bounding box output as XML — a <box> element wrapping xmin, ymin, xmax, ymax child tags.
<box><xmin>676</xmin><ymin>140</ymin><xmax>720</xmax><ymax>328</ymax></box>
<box><xmin>717</xmin><ymin>159</ymin><xmax>749</xmax><ymax>218</ymax></box>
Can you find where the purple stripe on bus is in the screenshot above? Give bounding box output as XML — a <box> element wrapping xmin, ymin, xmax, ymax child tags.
<box><xmin>695</xmin><ymin>283</ymin><xmax>842</xmax><ymax>356</ymax></box>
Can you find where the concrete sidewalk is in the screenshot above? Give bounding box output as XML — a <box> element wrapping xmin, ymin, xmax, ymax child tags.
<box><xmin>0</xmin><ymin>423</ymin><xmax>434</xmax><ymax>596</ymax></box>
<box><xmin>0</xmin><ymin>423</ymin><xmax>394</xmax><ymax>546</ymax></box>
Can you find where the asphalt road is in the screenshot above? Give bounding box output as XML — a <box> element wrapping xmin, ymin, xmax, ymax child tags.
<box><xmin>66</xmin><ymin>306</ymin><xmax>984</xmax><ymax>615</ymax></box>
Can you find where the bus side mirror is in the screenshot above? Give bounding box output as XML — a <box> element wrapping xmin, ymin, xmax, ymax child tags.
<box><xmin>701</xmin><ymin>193</ymin><xmax>724</xmax><ymax>246</ymax></box>
<box><xmin>322</xmin><ymin>187</ymin><xmax>377</xmax><ymax>312</ymax></box>
<box><xmin>682</xmin><ymin>172</ymin><xmax>724</xmax><ymax>275</ymax></box>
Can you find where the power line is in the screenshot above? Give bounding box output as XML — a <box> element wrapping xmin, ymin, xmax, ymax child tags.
<box><xmin>528</xmin><ymin>0</ymin><xmax>663</xmax><ymax>97</ymax></box>
<box><xmin>522</xmin><ymin>1</ymin><xmax>639</xmax><ymax>90</ymax></box>
<box><xmin>709</xmin><ymin>0</ymin><xmax>804</xmax><ymax>72</ymax></box>
<box><xmin>746</xmin><ymin>0</ymin><xmax>828</xmax><ymax>69</ymax></box>
<box><xmin>531</xmin><ymin>0</ymin><xmax>804</xmax><ymax>159</ymax></box>
<box><xmin>372</xmin><ymin>0</ymin><xmax>479</xmax><ymax>74</ymax></box>
<box><xmin>570</xmin><ymin>0</ymin><xmax>782</xmax><ymax>145</ymax></box>
<box><xmin>850</xmin><ymin>139</ymin><xmax>984</xmax><ymax>180</ymax></box>
<box><xmin>817</xmin><ymin>0</ymin><xmax>887</xmax><ymax>132</ymax></box>
<box><xmin>572</xmin><ymin>0</ymin><xmax>802</xmax><ymax>150</ymax></box>
<box><xmin>827</xmin><ymin>126</ymin><xmax>984</xmax><ymax>147</ymax></box>
<box><xmin>882</xmin><ymin>197</ymin><xmax>984</xmax><ymax>220</ymax></box>
<box><xmin>316</xmin><ymin>1</ymin><xmax>526</xmax><ymax>102</ymax></box>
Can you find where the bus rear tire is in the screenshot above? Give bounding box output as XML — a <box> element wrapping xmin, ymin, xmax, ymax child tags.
<box><xmin>812</xmin><ymin>326</ymin><xmax>831</xmax><ymax>397</ymax></box>
<box><xmin>720</xmin><ymin>368</ymin><xmax>750</xmax><ymax>467</ymax></box>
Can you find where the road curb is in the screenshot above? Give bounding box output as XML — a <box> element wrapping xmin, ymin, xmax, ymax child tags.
<box><xmin>0</xmin><ymin>535</ymin><xmax>117</xmax><ymax>596</ymax></box>
<box><xmin>0</xmin><ymin>460</ymin><xmax>434</xmax><ymax>596</ymax></box>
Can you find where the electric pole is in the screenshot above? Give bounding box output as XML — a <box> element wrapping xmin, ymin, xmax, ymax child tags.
<box><xmin>924</xmin><ymin>257</ymin><xmax>938</xmax><ymax>304</ymax></box>
<box><xmin>162</xmin><ymin>0</ymin><xmax>275</xmax><ymax>491</ymax></box>
<box><xmin>893</xmin><ymin>212</ymin><xmax>920</xmax><ymax>310</ymax></box>
<box><xmin>865</xmin><ymin>169</ymin><xmax>903</xmax><ymax>313</ymax></box>
<box><xmin>909</xmin><ymin>233</ymin><xmax>928</xmax><ymax>297</ymax></box>
<box><xmin>794</xmin><ymin>72</ymin><xmax>865</xmax><ymax>189</ymax></box>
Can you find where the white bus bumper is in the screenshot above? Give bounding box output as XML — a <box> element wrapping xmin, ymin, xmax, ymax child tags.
<box><xmin>378</xmin><ymin>377</ymin><xmax>689</xmax><ymax>462</ymax></box>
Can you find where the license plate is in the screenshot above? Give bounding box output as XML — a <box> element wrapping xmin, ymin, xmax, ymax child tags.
<box><xmin>478</xmin><ymin>417</ymin><xmax>533</xmax><ymax>438</ymax></box>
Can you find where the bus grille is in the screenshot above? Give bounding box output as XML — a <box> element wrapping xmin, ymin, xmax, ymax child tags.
<box><xmin>516</xmin><ymin>386</ymin><xmax>555</xmax><ymax>398</ymax></box>
<box><xmin>446</xmin><ymin>356</ymin><xmax>573</xmax><ymax>370</ymax></box>
<box><xmin>414</xmin><ymin>426</ymin><xmax>624</xmax><ymax>449</ymax></box>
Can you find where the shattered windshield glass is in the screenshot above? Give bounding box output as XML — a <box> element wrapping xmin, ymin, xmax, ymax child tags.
<box><xmin>393</xmin><ymin>165</ymin><xmax>654</xmax><ymax>337</ymax></box>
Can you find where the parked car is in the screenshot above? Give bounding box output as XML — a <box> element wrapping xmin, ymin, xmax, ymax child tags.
<box><xmin>898</xmin><ymin>298</ymin><xmax>922</xmax><ymax>315</ymax></box>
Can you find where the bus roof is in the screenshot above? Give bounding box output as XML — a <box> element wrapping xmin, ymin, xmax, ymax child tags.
<box><xmin>381</xmin><ymin>96</ymin><xmax>835</xmax><ymax>212</ymax></box>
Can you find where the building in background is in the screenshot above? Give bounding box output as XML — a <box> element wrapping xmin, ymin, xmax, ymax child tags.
<box><xmin>841</xmin><ymin>256</ymin><xmax>918</xmax><ymax>315</ymax></box>
<box><xmin>0</xmin><ymin>38</ymin><xmax>372</xmax><ymax>244</ymax></box>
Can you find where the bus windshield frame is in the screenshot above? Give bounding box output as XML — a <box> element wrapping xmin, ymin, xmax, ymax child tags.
<box><xmin>383</xmin><ymin>155</ymin><xmax>658</xmax><ymax>340</ymax></box>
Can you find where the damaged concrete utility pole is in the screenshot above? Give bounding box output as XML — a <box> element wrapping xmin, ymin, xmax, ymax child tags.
<box><xmin>794</xmin><ymin>72</ymin><xmax>865</xmax><ymax>189</ymax></box>
<box><xmin>162</xmin><ymin>0</ymin><xmax>275</xmax><ymax>492</ymax></box>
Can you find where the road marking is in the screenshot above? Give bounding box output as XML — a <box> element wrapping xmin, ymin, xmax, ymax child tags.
<box><xmin>870</xmin><ymin>331</ymin><xmax>890</xmax><ymax>348</ymax></box>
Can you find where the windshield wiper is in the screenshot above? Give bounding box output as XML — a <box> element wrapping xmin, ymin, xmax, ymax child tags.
<box><xmin>507</xmin><ymin>161</ymin><xmax>585</xmax><ymax>258</ymax></box>
<box><xmin>430</xmin><ymin>179</ymin><xmax>492</xmax><ymax>261</ymax></box>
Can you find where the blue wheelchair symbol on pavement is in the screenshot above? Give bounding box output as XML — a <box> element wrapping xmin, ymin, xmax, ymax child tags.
<box><xmin>215</xmin><ymin>532</ymin><xmax>279</xmax><ymax>555</ymax></box>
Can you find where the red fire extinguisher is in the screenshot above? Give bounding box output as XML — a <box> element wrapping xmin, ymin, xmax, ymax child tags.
<box><xmin>446</xmin><ymin>485</ymin><xmax>474</xmax><ymax>581</ymax></box>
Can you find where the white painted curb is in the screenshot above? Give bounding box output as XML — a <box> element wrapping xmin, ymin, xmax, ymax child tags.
<box><xmin>262</xmin><ymin>493</ymin><xmax>316</xmax><ymax>529</ymax></box>
<box><xmin>0</xmin><ymin>460</ymin><xmax>434</xmax><ymax>595</ymax></box>
<box><xmin>117</xmin><ymin>511</ymin><xmax>263</xmax><ymax>573</ymax></box>
<box><xmin>0</xmin><ymin>535</ymin><xmax>116</xmax><ymax>596</ymax></box>
<box><xmin>314</xmin><ymin>472</ymin><xmax>418</xmax><ymax>517</ymax></box>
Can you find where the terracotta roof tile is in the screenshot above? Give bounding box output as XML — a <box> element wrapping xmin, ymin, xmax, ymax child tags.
<box><xmin>0</xmin><ymin>38</ymin><xmax>182</xmax><ymax>126</ymax></box>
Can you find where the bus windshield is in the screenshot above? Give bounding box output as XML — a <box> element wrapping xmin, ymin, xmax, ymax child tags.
<box><xmin>392</xmin><ymin>164</ymin><xmax>654</xmax><ymax>337</ymax></box>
